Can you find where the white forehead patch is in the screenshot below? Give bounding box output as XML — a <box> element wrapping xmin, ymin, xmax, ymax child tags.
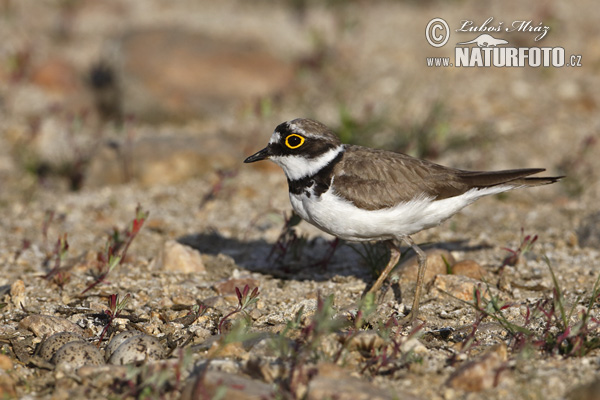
<box><xmin>286</xmin><ymin>122</ymin><xmax>307</xmax><ymax>136</ymax></box>
<box><xmin>269</xmin><ymin>131</ymin><xmax>281</xmax><ymax>144</ymax></box>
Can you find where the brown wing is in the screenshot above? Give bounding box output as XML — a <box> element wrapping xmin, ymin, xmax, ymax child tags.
<box><xmin>332</xmin><ymin>146</ymin><xmax>559</xmax><ymax>211</ymax></box>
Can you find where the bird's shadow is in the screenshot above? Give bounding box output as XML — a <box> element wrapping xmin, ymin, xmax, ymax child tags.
<box><xmin>177</xmin><ymin>231</ymin><xmax>492</xmax><ymax>284</ymax></box>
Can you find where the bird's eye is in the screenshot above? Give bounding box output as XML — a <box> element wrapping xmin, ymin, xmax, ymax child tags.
<box><xmin>285</xmin><ymin>134</ymin><xmax>305</xmax><ymax>149</ymax></box>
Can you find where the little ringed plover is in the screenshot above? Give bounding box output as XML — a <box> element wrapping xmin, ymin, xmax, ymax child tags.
<box><xmin>244</xmin><ymin>118</ymin><xmax>563</xmax><ymax>322</ymax></box>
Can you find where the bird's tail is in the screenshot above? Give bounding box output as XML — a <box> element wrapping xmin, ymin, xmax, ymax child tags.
<box><xmin>458</xmin><ymin>168</ymin><xmax>564</xmax><ymax>188</ymax></box>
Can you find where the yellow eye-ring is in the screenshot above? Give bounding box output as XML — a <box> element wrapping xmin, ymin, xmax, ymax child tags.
<box><xmin>285</xmin><ymin>134</ymin><xmax>305</xmax><ymax>149</ymax></box>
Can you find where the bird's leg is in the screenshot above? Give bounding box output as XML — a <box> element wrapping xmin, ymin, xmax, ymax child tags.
<box><xmin>366</xmin><ymin>240</ymin><xmax>401</xmax><ymax>295</ymax></box>
<box><xmin>399</xmin><ymin>236</ymin><xmax>427</xmax><ymax>324</ymax></box>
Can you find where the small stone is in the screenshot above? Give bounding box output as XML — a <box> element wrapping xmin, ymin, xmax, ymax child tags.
<box><xmin>0</xmin><ymin>354</ymin><xmax>13</xmax><ymax>371</ymax></box>
<box><xmin>181</xmin><ymin>370</ymin><xmax>275</xmax><ymax>400</ymax></box>
<box><xmin>214</xmin><ymin>278</ymin><xmax>260</xmax><ymax>296</ymax></box>
<box><xmin>451</xmin><ymin>260</ymin><xmax>486</xmax><ymax>280</ymax></box>
<box><xmin>51</xmin><ymin>341</ymin><xmax>105</xmax><ymax>372</ymax></box>
<box><xmin>39</xmin><ymin>332</ymin><xmax>86</xmax><ymax>361</ymax></box>
<box><xmin>108</xmin><ymin>335</ymin><xmax>165</xmax><ymax>365</ymax></box>
<box><xmin>446</xmin><ymin>343</ymin><xmax>508</xmax><ymax>392</ymax></box>
<box><xmin>104</xmin><ymin>331</ymin><xmax>144</xmax><ymax>361</ymax></box>
<box><xmin>9</xmin><ymin>280</ymin><xmax>25</xmax><ymax>308</ymax></box>
<box><xmin>306</xmin><ymin>362</ymin><xmax>411</xmax><ymax>400</ymax></box>
<box><xmin>0</xmin><ymin>370</ymin><xmax>16</xmax><ymax>398</ymax></box>
<box><xmin>397</xmin><ymin>249</ymin><xmax>455</xmax><ymax>284</ymax></box>
<box><xmin>207</xmin><ymin>340</ymin><xmax>248</xmax><ymax>361</ymax></box>
<box><xmin>19</xmin><ymin>315</ymin><xmax>86</xmax><ymax>338</ymax></box>
<box><xmin>430</xmin><ymin>274</ymin><xmax>498</xmax><ymax>302</ymax></box>
<box><xmin>157</xmin><ymin>240</ymin><xmax>206</xmax><ymax>274</ymax></box>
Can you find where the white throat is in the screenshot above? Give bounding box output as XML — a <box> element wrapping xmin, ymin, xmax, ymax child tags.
<box><xmin>270</xmin><ymin>145</ymin><xmax>344</xmax><ymax>181</ymax></box>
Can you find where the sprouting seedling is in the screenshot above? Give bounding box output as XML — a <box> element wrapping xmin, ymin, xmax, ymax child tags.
<box><xmin>44</xmin><ymin>233</ymin><xmax>69</xmax><ymax>281</ymax></box>
<box><xmin>98</xmin><ymin>293</ymin><xmax>131</xmax><ymax>345</ymax></box>
<box><xmin>501</xmin><ymin>228</ymin><xmax>538</xmax><ymax>268</ymax></box>
<box><xmin>217</xmin><ymin>285</ymin><xmax>260</xmax><ymax>334</ymax></box>
<box><xmin>82</xmin><ymin>205</ymin><xmax>149</xmax><ymax>294</ymax></box>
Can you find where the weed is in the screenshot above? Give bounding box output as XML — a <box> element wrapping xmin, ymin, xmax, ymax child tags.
<box><xmin>97</xmin><ymin>293</ymin><xmax>131</xmax><ymax>346</ymax></box>
<box><xmin>43</xmin><ymin>233</ymin><xmax>69</xmax><ymax>281</ymax></box>
<box><xmin>217</xmin><ymin>284</ymin><xmax>260</xmax><ymax>335</ymax></box>
<box><xmin>500</xmin><ymin>228</ymin><xmax>538</xmax><ymax>269</ymax></box>
<box><xmin>82</xmin><ymin>205</ymin><xmax>148</xmax><ymax>294</ymax></box>
<box><xmin>463</xmin><ymin>258</ymin><xmax>600</xmax><ymax>357</ymax></box>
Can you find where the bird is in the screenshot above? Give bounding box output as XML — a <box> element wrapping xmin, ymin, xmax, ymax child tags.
<box><xmin>244</xmin><ymin>118</ymin><xmax>563</xmax><ymax>323</ymax></box>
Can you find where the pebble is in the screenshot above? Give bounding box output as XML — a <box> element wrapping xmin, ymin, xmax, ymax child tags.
<box><xmin>0</xmin><ymin>354</ymin><xmax>13</xmax><ymax>371</ymax></box>
<box><xmin>214</xmin><ymin>277</ymin><xmax>260</xmax><ymax>296</ymax></box>
<box><xmin>107</xmin><ymin>334</ymin><xmax>165</xmax><ymax>365</ymax></box>
<box><xmin>39</xmin><ymin>332</ymin><xmax>86</xmax><ymax>361</ymax></box>
<box><xmin>397</xmin><ymin>249</ymin><xmax>455</xmax><ymax>284</ymax></box>
<box><xmin>306</xmin><ymin>362</ymin><xmax>415</xmax><ymax>400</ymax></box>
<box><xmin>0</xmin><ymin>370</ymin><xmax>16</xmax><ymax>398</ymax></box>
<box><xmin>104</xmin><ymin>330</ymin><xmax>145</xmax><ymax>361</ymax></box>
<box><xmin>9</xmin><ymin>280</ymin><xmax>25</xmax><ymax>308</ymax></box>
<box><xmin>181</xmin><ymin>370</ymin><xmax>275</xmax><ymax>400</ymax></box>
<box><xmin>446</xmin><ymin>343</ymin><xmax>508</xmax><ymax>392</ymax></box>
<box><xmin>19</xmin><ymin>315</ymin><xmax>86</xmax><ymax>338</ymax></box>
<box><xmin>430</xmin><ymin>274</ymin><xmax>500</xmax><ymax>303</ymax></box>
<box><xmin>451</xmin><ymin>260</ymin><xmax>486</xmax><ymax>280</ymax></box>
<box><xmin>156</xmin><ymin>240</ymin><xmax>206</xmax><ymax>274</ymax></box>
<box><xmin>51</xmin><ymin>341</ymin><xmax>105</xmax><ymax>372</ymax></box>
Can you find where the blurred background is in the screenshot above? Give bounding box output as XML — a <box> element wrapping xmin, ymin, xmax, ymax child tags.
<box><xmin>0</xmin><ymin>0</ymin><xmax>597</xmax><ymax>202</ymax></box>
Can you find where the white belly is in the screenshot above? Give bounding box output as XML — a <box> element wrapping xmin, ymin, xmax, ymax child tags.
<box><xmin>289</xmin><ymin>185</ymin><xmax>513</xmax><ymax>242</ymax></box>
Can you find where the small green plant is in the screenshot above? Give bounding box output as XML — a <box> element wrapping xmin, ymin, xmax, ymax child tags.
<box><xmin>500</xmin><ymin>228</ymin><xmax>538</xmax><ymax>268</ymax></box>
<box><xmin>217</xmin><ymin>284</ymin><xmax>260</xmax><ymax>335</ymax></box>
<box><xmin>82</xmin><ymin>205</ymin><xmax>149</xmax><ymax>294</ymax></box>
<box><xmin>462</xmin><ymin>257</ymin><xmax>600</xmax><ymax>357</ymax></box>
<box><xmin>97</xmin><ymin>293</ymin><xmax>131</xmax><ymax>345</ymax></box>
